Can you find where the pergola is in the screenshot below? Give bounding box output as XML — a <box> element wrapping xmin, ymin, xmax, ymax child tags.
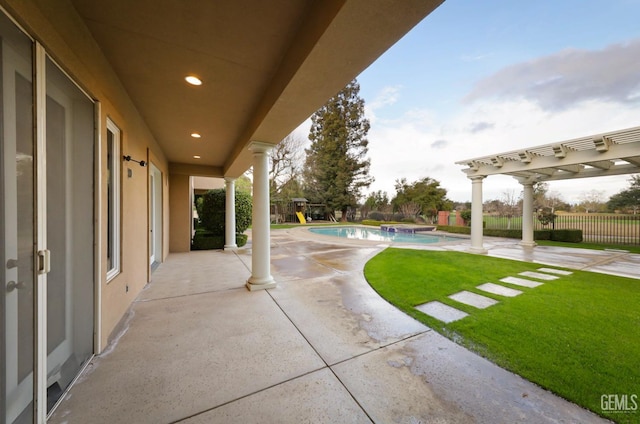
<box><xmin>456</xmin><ymin>125</ymin><xmax>640</xmax><ymax>253</ymax></box>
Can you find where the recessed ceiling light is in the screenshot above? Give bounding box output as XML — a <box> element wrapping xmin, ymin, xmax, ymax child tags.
<box><xmin>193</xmin><ymin>155</ymin><xmax>201</xmax><ymax>159</ymax></box>
<box><xmin>191</xmin><ymin>132</ymin><xmax>201</xmax><ymax>138</ymax></box>
<box><xmin>185</xmin><ymin>75</ymin><xmax>202</xmax><ymax>86</ymax></box>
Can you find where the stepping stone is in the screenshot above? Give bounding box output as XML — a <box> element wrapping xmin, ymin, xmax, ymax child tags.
<box><xmin>477</xmin><ymin>283</ymin><xmax>522</xmax><ymax>297</ymax></box>
<box><xmin>519</xmin><ymin>271</ymin><xmax>559</xmax><ymax>281</ymax></box>
<box><xmin>500</xmin><ymin>276</ymin><xmax>543</xmax><ymax>288</ymax></box>
<box><xmin>448</xmin><ymin>291</ymin><xmax>498</xmax><ymax>309</ymax></box>
<box><xmin>415</xmin><ymin>301</ymin><xmax>468</xmax><ymax>323</ymax></box>
<box><xmin>537</xmin><ymin>267</ymin><xmax>572</xmax><ymax>276</ymax></box>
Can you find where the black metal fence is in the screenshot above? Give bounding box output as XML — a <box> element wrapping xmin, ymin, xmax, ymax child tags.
<box><xmin>482</xmin><ymin>213</ymin><xmax>640</xmax><ymax>246</ymax></box>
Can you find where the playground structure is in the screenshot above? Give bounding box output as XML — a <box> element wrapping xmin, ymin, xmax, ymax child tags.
<box><xmin>271</xmin><ymin>197</ymin><xmax>328</xmax><ymax>223</ymax></box>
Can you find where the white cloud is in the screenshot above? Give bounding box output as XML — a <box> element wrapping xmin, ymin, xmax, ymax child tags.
<box><xmin>465</xmin><ymin>38</ymin><xmax>640</xmax><ymax>110</ymax></box>
<box><xmin>365</xmin><ymin>97</ymin><xmax>639</xmax><ymax>204</ymax></box>
<box><xmin>365</xmin><ymin>85</ymin><xmax>402</xmax><ymax>124</ymax></box>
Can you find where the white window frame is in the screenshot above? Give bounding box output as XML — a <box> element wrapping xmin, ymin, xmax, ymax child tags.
<box><xmin>106</xmin><ymin>118</ymin><xmax>121</xmax><ymax>281</ymax></box>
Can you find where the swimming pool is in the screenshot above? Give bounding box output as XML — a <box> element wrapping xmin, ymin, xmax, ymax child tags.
<box><xmin>308</xmin><ymin>226</ymin><xmax>462</xmax><ymax>244</ymax></box>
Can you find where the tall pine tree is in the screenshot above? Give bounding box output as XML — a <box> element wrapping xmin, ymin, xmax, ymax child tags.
<box><xmin>304</xmin><ymin>79</ymin><xmax>373</xmax><ymax>221</ymax></box>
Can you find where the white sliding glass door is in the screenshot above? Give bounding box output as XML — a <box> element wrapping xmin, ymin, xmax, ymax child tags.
<box><xmin>1</xmin><ymin>18</ymin><xmax>35</xmax><ymax>424</ymax></box>
<box><xmin>1</xmin><ymin>11</ymin><xmax>96</xmax><ymax>423</ymax></box>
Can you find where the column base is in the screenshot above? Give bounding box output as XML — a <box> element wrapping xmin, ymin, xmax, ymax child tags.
<box><xmin>246</xmin><ymin>276</ymin><xmax>277</xmax><ymax>291</ymax></box>
<box><xmin>224</xmin><ymin>244</ymin><xmax>238</xmax><ymax>251</ymax></box>
<box><xmin>467</xmin><ymin>247</ymin><xmax>488</xmax><ymax>255</ymax></box>
<box><xmin>519</xmin><ymin>241</ymin><xmax>537</xmax><ymax>248</ymax></box>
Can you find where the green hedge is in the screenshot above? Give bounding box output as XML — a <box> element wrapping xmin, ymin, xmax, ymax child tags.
<box><xmin>437</xmin><ymin>226</ymin><xmax>582</xmax><ymax>243</ymax></box>
<box><xmin>192</xmin><ymin>230</ymin><xmax>248</xmax><ymax>250</ymax></box>
<box><xmin>550</xmin><ymin>229</ymin><xmax>583</xmax><ymax>243</ymax></box>
<box><xmin>199</xmin><ymin>188</ymin><xmax>252</xmax><ymax>235</ymax></box>
<box><xmin>361</xmin><ymin>220</ymin><xmax>405</xmax><ymax>226</ymax></box>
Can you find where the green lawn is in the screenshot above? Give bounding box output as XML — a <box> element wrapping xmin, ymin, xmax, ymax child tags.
<box><xmin>364</xmin><ymin>249</ymin><xmax>640</xmax><ymax>423</ymax></box>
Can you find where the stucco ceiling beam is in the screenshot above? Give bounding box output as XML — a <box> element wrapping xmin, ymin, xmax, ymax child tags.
<box><xmin>169</xmin><ymin>162</ymin><xmax>223</xmax><ymax>177</ymax></box>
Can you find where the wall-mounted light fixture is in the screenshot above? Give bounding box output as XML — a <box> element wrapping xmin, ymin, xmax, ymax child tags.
<box><xmin>123</xmin><ymin>155</ymin><xmax>147</xmax><ymax>167</ymax></box>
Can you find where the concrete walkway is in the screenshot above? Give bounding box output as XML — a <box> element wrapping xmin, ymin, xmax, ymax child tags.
<box><xmin>48</xmin><ymin>228</ymin><xmax>637</xmax><ymax>423</ymax></box>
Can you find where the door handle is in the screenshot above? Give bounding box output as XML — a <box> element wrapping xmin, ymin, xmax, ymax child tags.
<box><xmin>6</xmin><ymin>281</ymin><xmax>26</xmax><ymax>292</ymax></box>
<box><xmin>38</xmin><ymin>250</ymin><xmax>51</xmax><ymax>275</ymax></box>
<box><xmin>6</xmin><ymin>258</ymin><xmax>17</xmax><ymax>269</ymax></box>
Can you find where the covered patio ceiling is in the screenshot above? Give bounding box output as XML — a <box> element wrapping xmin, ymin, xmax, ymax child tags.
<box><xmin>456</xmin><ymin>126</ymin><xmax>640</xmax><ymax>183</ymax></box>
<box><xmin>69</xmin><ymin>0</ymin><xmax>443</xmax><ymax>178</ymax></box>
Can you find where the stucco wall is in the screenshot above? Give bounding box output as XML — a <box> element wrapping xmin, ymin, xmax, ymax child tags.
<box><xmin>1</xmin><ymin>0</ymin><xmax>170</xmax><ymax>350</ymax></box>
<box><xmin>169</xmin><ymin>174</ymin><xmax>192</xmax><ymax>253</ymax></box>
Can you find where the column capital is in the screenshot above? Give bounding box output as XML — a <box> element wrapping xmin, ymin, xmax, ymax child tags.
<box><xmin>515</xmin><ymin>176</ymin><xmax>538</xmax><ymax>186</ymax></box>
<box><xmin>468</xmin><ymin>175</ymin><xmax>486</xmax><ymax>182</ymax></box>
<box><xmin>248</xmin><ymin>141</ymin><xmax>275</xmax><ymax>154</ymax></box>
<box><xmin>224</xmin><ymin>176</ymin><xmax>236</xmax><ymax>183</ymax></box>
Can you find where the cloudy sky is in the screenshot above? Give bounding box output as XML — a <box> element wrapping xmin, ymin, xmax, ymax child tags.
<box><xmin>297</xmin><ymin>0</ymin><xmax>640</xmax><ymax>204</ymax></box>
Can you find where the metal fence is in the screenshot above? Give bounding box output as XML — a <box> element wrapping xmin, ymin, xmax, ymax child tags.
<box><xmin>482</xmin><ymin>213</ymin><xmax>640</xmax><ymax>246</ymax></box>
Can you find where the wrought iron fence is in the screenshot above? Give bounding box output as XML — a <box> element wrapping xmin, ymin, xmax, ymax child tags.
<box><xmin>482</xmin><ymin>213</ymin><xmax>640</xmax><ymax>246</ymax></box>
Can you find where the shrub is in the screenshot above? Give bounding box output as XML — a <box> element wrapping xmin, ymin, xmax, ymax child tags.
<box><xmin>459</xmin><ymin>209</ymin><xmax>472</xmax><ymax>223</ymax></box>
<box><xmin>192</xmin><ymin>229</ymin><xmax>248</xmax><ymax>250</ymax></box>
<box><xmin>436</xmin><ymin>225</ymin><xmax>470</xmax><ymax>234</ymax></box>
<box><xmin>362</xmin><ymin>219</ymin><xmax>405</xmax><ymax>227</ymax></box>
<box><xmin>401</xmin><ymin>217</ymin><xmax>416</xmax><ymax>223</ymax></box>
<box><xmin>368</xmin><ymin>211</ymin><xmax>384</xmax><ymax>221</ymax></box>
<box><xmin>550</xmin><ymin>229</ymin><xmax>583</xmax><ymax>243</ymax></box>
<box><xmin>436</xmin><ymin>226</ymin><xmax>582</xmax><ymax>243</ymax></box>
<box><xmin>200</xmin><ymin>188</ymin><xmax>252</xmax><ymax>235</ymax></box>
<box><xmin>392</xmin><ymin>213</ymin><xmax>405</xmax><ymax>222</ymax></box>
<box><xmin>537</xmin><ymin>209</ymin><xmax>557</xmax><ymax>226</ymax></box>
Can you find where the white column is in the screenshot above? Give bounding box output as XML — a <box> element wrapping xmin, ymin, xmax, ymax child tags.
<box><xmin>520</xmin><ymin>181</ymin><xmax>537</xmax><ymax>247</ymax></box>
<box><xmin>469</xmin><ymin>176</ymin><xmax>487</xmax><ymax>254</ymax></box>
<box><xmin>246</xmin><ymin>142</ymin><xmax>276</xmax><ymax>291</ymax></box>
<box><xmin>224</xmin><ymin>177</ymin><xmax>237</xmax><ymax>251</ymax></box>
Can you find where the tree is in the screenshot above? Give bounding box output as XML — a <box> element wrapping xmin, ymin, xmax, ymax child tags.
<box><xmin>532</xmin><ymin>182</ymin><xmax>548</xmax><ymax>210</ymax></box>
<box><xmin>541</xmin><ymin>190</ymin><xmax>570</xmax><ymax>213</ymax></box>
<box><xmin>236</xmin><ymin>174</ymin><xmax>252</xmax><ymax>194</ymax></box>
<box><xmin>578</xmin><ymin>189</ymin><xmax>606</xmax><ymax>213</ymax></box>
<box><xmin>270</xmin><ymin>133</ymin><xmax>304</xmax><ymax>198</ymax></box>
<box><xmin>304</xmin><ymin>79</ymin><xmax>373</xmax><ymax>221</ymax></box>
<box><xmin>392</xmin><ymin>177</ymin><xmax>452</xmax><ymax>221</ymax></box>
<box><xmin>269</xmin><ymin>133</ymin><xmax>305</xmax><ymax>222</ymax></box>
<box><xmin>498</xmin><ymin>190</ymin><xmax>520</xmax><ymax>229</ymax></box>
<box><xmin>607</xmin><ymin>175</ymin><xmax>640</xmax><ymax>214</ymax></box>
<box><xmin>362</xmin><ymin>190</ymin><xmax>390</xmax><ymax>219</ymax></box>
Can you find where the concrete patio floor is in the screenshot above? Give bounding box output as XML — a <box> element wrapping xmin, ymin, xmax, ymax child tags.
<box><xmin>48</xmin><ymin>227</ymin><xmax>638</xmax><ymax>423</ymax></box>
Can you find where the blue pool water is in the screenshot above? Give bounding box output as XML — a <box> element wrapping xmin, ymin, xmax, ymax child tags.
<box><xmin>309</xmin><ymin>226</ymin><xmax>461</xmax><ymax>244</ymax></box>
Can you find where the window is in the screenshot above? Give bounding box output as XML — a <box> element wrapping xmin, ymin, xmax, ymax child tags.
<box><xmin>106</xmin><ymin>118</ymin><xmax>121</xmax><ymax>280</ymax></box>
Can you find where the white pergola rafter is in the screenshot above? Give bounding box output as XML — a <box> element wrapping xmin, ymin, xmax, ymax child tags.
<box><xmin>455</xmin><ymin>125</ymin><xmax>640</xmax><ymax>253</ymax></box>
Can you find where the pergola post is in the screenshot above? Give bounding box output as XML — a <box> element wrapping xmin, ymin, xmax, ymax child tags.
<box><xmin>246</xmin><ymin>142</ymin><xmax>276</xmax><ymax>291</ymax></box>
<box><xmin>520</xmin><ymin>181</ymin><xmax>537</xmax><ymax>248</ymax></box>
<box><xmin>224</xmin><ymin>177</ymin><xmax>237</xmax><ymax>251</ymax></box>
<box><xmin>469</xmin><ymin>176</ymin><xmax>487</xmax><ymax>254</ymax></box>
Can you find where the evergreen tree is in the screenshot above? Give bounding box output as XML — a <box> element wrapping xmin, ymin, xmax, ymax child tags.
<box><xmin>607</xmin><ymin>175</ymin><xmax>640</xmax><ymax>214</ymax></box>
<box><xmin>304</xmin><ymin>79</ymin><xmax>373</xmax><ymax>220</ymax></box>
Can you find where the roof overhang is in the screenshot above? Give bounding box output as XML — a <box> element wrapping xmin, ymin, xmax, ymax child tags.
<box><xmin>68</xmin><ymin>0</ymin><xmax>444</xmax><ymax>178</ymax></box>
<box><xmin>456</xmin><ymin>126</ymin><xmax>640</xmax><ymax>184</ymax></box>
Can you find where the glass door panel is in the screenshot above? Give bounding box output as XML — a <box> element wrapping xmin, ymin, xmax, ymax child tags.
<box><xmin>45</xmin><ymin>58</ymin><xmax>95</xmax><ymax>413</ymax></box>
<box><xmin>1</xmin><ymin>14</ymin><xmax>35</xmax><ymax>424</ymax></box>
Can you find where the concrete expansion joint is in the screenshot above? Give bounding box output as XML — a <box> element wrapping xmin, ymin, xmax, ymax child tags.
<box><xmin>327</xmin><ymin>330</ymin><xmax>433</xmax><ymax>369</ymax></box>
<box><xmin>576</xmin><ymin>251</ymin><xmax>631</xmax><ymax>270</ymax></box>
